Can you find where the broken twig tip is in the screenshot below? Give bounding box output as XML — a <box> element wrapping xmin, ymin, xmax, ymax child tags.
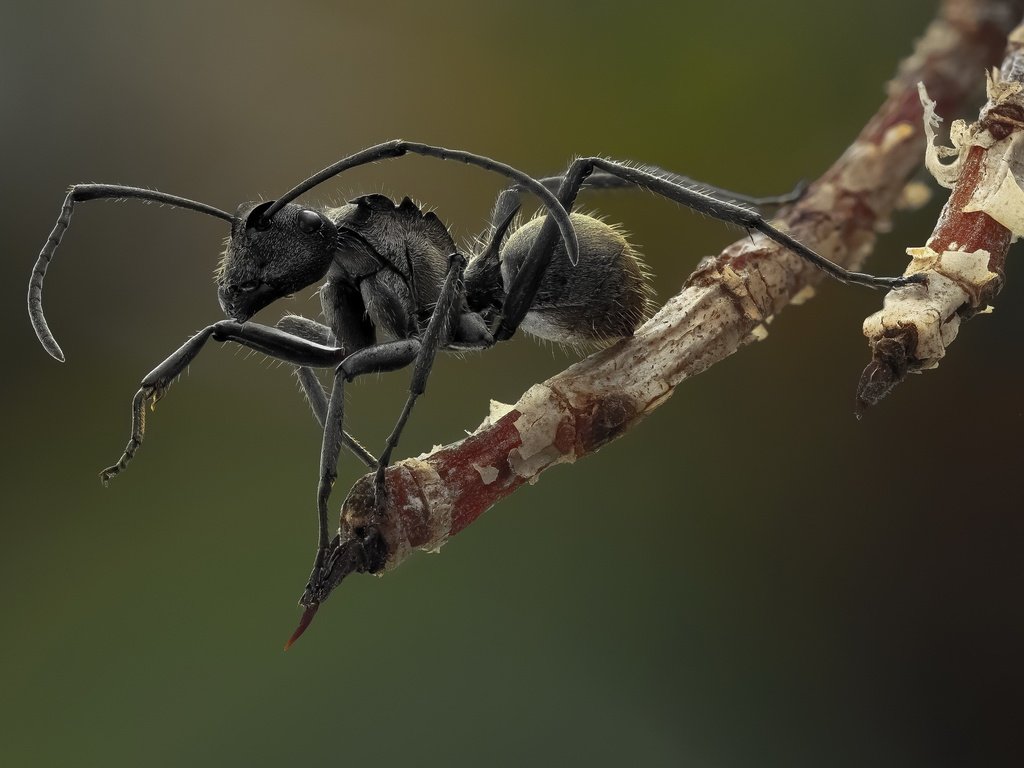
<box><xmin>854</xmin><ymin>355</ymin><xmax>904</xmax><ymax>416</ymax></box>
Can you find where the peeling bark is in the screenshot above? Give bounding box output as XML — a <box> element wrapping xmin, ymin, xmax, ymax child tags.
<box><xmin>858</xmin><ymin>18</ymin><xmax>1024</xmax><ymax>412</ymax></box>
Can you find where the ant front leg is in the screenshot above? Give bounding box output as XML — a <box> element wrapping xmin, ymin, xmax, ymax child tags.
<box><xmin>99</xmin><ymin>321</ymin><xmax>353</xmax><ymax>484</ymax></box>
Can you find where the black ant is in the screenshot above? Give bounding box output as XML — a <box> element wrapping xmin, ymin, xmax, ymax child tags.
<box><xmin>27</xmin><ymin>140</ymin><xmax>917</xmax><ymax>647</ymax></box>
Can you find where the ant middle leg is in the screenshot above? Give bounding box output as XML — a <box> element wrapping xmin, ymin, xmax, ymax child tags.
<box><xmin>276</xmin><ymin>314</ymin><xmax>378</xmax><ymax>470</ymax></box>
<box><xmin>372</xmin><ymin>253</ymin><xmax>473</xmax><ymax>508</ymax></box>
<box><xmin>309</xmin><ymin>340</ymin><xmax>420</xmax><ymax>567</ymax></box>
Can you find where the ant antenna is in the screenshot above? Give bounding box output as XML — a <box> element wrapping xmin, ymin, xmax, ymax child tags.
<box><xmin>264</xmin><ymin>140</ymin><xmax>580</xmax><ymax>265</ymax></box>
<box><xmin>28</xmin><ymin>184</ymin><xmax>233</xmax><ymax>362</ymax></box>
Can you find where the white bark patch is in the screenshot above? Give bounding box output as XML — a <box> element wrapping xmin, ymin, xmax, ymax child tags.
<box><xmin>897</xmin><ymin>181</ymin><xmax>933</xmax><ymax>210</ymax></box>
<box><xmin>962</xmin><ymin>129</ymin><xmax>1024</xmax><ymax>238</ymax></box>
<box><xmin>508</xmin><ymin>384</ymin><xmax>573</xmax><ymax>482</ymax></box>
<box><xmin>919</xmin><ymin>82</ymin><xmax>990</xmax><ymax>189</ymax></box>
<box><xmin>475</xmin><ymin>399</ymin><xmax>516</xmax><ymax>431</ymax></box>
<box><xmin>907</xmin><ymin>246</ymin><xmax>998</xmax><ymax>305</ymax></box>
<box><xmin>383</xmin><ymin>459</ymin><xmax>454</xmax><ymax>569</ymax></box>
<box><xmin>489</xmin><ymin>399</ymin><xmax>515</xmax><ymax>422</ymax></box>
<box><xmin>472</xmin><ymin>463</ymin><xmax>499</xmax><ymax>485</ymax></box>
<box><xmin>790</xmin><ymin>284</ymin><xmax>817</xmax><ymax>306</ymax></box>
<box><xmin>411</xmin><ymin>458</ymin><xmax>454</xmax><ymax>554</ymax></box>
<box><xmin>745</xmin><ymin>324</ymin><xmax>770</xmax><ymax>343</ymax></box>
<box><xmin>863</xmin><ymin>247</ymin><xmax>996</xmax><ymax>368</ymax></box>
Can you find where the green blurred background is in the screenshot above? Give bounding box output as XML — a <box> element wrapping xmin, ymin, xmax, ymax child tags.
<box><xmin>2</xmin><ymin>1</ymin><xmax>1022</xmax><ymax>766</ymax></box>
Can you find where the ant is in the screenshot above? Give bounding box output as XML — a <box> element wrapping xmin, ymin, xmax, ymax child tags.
<box><xmin>27</xmin><ymin>140</ymin><xmax>917</xmax><ymax>647</ymax></box>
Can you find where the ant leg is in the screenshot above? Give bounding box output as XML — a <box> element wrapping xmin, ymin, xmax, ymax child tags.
<box><xmin>542</xmin><ymin>165</ymin><xmax>806</xmax><ymax>209</ymax></box>
<box><xmin>484</xmin><ymin>164</ymin><xmax>805</xmax><ymax>245</ymax></box>
<box><xmin>292</xmin><ymin>368</ymin><xmax>378</xmax><ymax>470</ymax></box>
<box><xmin>493</xmin><ymin>156</ymin><xmax>919</xmax><ymax>341</ymax></box>
<box><xmin>372</xmin><ymin>253</ymin><xmax>468</xmax><ymax>507</ymax></box>
<box><xmin>315</xmin><ymin>368</ymin><xmax>348</xmax><ymax>557</ymax></box>
<box><xmin>570</xmin><ymin>158</ymin><xmax>917</xmax><ymax>289</ymax></box>
<box><xmin>100</xmin><ymin>321</ymin><xmax>354</xmax><ymax>484</ymax></box>
<box><xmin>276</xmin><ymin>315</ymin><xmax>378</xmax><ymax>470</ymax></box>
<box><xmin>477</xmin><ymin>165</ymin><xmax>808</xmax><ymax>326</ymax></box>
<box><xmin>307</xmin><ymin>340</ymin><xmax>421</xmax><ymax>578</ymax></box>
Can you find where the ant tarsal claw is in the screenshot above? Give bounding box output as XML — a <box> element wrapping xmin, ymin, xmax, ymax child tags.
<box><xmin>895</xmin><ymin>272</ymin><xmax>927</xmax><ymax>287</ymax></box>
<box><xmin>143</xmin><ymin>383</ymin><xmax>166</xmax><ymax>411</ymax></box>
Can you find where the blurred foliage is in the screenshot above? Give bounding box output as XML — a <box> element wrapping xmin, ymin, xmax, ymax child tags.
<box><xmin>1</xmin><ymin>1</ymin><xmax>1021</xmax><ymax>766</ymax></box>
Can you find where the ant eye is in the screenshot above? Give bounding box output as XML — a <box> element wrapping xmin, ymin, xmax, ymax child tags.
<box><xmin>238</xmin><ymin>280</ymin><xmax>260</xmax><ymax>293</ymax></box>
<box><xmin>296</xmin><ymin>209</ymin><xmax>323</xmax><ymax>234</ymax></box>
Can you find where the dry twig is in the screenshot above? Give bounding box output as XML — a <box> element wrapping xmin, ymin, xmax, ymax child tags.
<box><xmin>334</xmin><ymin>0</ymin><xmax>1023</xmax><ymax>577</ymax></box>
<box><xmin>858</xmin><ymin>17</ymin><xmax>1024</xmax><ymax>411</ymax></box>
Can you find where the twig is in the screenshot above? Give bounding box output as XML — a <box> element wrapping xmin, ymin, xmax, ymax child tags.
<box><xmin>858</xmin><ymin>17</ymin><xmax>1024</xmax><ymax>412</ymax></box>
<box><xmin>335</xmin><ymin>0</ymin><xmax>1023</xmax><ymax>576</ymax></box>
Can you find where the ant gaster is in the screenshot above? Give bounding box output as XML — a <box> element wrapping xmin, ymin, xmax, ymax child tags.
<box><xmin>27</xmin><ymin>140</ymin><xmax>918</xmax><ymax>648</ymax></box>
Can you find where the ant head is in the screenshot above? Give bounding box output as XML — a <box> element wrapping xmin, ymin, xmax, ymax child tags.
<box><xmin>284</xmin><ymin>526</ymin><xmax>387</xmax><ymax>650</ymax></box>
<box><xmin>216</xmin><ymin>201</ymin><xmax>339</xmax><ymax>322</ymax></box>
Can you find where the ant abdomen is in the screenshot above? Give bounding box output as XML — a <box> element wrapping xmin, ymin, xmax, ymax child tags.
<box><xmin>500</xmin><ymin>213</ymin><xmax>655</xmax><ymax>344</ymax></box>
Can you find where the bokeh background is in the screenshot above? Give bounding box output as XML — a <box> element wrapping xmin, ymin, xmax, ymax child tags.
<box><xmin>2</xmin><ymin>1</ymin><xmax>1022</xmax><ymax>766</ymax></box>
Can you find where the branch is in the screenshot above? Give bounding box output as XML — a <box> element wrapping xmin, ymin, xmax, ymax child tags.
<box><xmin>338</xmin><ymin>0</ymin><xmax>1023</xmax><ymax>575</ymax></box>
<box><xmin>858</xmin><ymin>16</ymin><xmax>1024</xmax><ymax>412</ymax></box>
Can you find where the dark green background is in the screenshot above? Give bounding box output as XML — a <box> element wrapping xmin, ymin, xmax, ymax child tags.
<box><xmin>2</xmin><ymin>2</ymin><xmax>1021</xmax><ymax>766</ymax></box>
